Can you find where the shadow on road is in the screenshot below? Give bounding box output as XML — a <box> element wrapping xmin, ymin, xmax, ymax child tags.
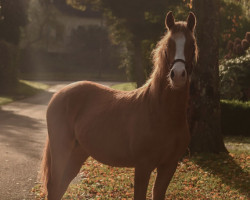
<box><xmin>0</xmin><ymin>107</ymin><xmax>47</xmax><ymax>159</ymax></box>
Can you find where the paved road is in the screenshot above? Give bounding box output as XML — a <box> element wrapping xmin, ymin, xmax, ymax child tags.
<box><xmin>0</xmin><ymin>81</ymin><xmax>117</xmax><ymax>200</ymax></box>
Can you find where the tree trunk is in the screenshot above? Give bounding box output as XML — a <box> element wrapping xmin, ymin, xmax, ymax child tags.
<box><xmin>189</xmin><ymin>0</ymin><xmax>228</xmax><ymax>153</ymax></box>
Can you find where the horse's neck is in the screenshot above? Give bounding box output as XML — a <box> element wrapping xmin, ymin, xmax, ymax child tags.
<box><xmin>164</xmin><ymin>85</ymin><xmax>189</xmax><ymax>113</ymax></box>
<box><xmin>148</xmin><ymin>81</ymin><xmax>189</xmax><ymax>119</ymax></box>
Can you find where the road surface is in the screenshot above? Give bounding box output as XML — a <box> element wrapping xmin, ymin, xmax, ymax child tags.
<box><xmin>0</xmin><ymin>81</ymin><xmax>117</xmax><ymax>200</ymax></box>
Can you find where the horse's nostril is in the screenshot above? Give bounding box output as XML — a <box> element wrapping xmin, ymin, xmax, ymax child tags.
<box><xmin>181</xmin><ymin>70</ymin><xmax>186</xmax><ymax>77</ymax></box>
<box><xmin>170</xmin><ymin>70</ymin><xmax>175</xmax><ymax>79</ymax></box>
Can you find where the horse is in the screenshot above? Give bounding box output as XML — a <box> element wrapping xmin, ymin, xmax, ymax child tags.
<box><xmin>41</xmin><ymin>11</ymin><xmax>198</xmax><ymax>200</ymax></box>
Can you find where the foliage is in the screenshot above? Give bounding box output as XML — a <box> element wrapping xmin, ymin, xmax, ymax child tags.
<box><xmin>219</xmin><ymin>0</ymin><xmax>250</xmax><ymax>57</ymax></box>
<box><xmin>0</xmin><ymin>0</ymin><xmax>29</xmax><ymax>45</ymax></box>
<box><xmin>68</xmin><ymin>25</ymin><xmax>121</xmax><ymax>73</ymax></box>
<box><xmin>22</xmin><ymin>0</ymin><xmax>64</xmax><ymax>49</ymax></box>
<box><xmin>224</xmin><ymin>32</ymin><xmax>250</xmax><ymax>59</ymax></box>
<box><xmin>0</xmin><ymin>0</ymin><xmax>29</xmax><ymax>94</ymax></box>
<box><xmin>0</xmin><ymin>40</ymin><xmax>19</xmax><ymax>94</ymax></box>
<box><xmin>220</xmin><ymin>49</ymin><xmax>250</xmax><ymax>100</ymax></box>
<box><xmin>221</xmin><ymin>100</ymin><xmax>250</xmax><ymax>136</ymax></box>
<box><xmin>31</xmin><ymin>136</ymin><xmax>250</xmax><ymax>199</ymax></box>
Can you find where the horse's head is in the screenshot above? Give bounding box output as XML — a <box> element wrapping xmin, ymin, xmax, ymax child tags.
<box><xmin>165</xmin><ymin>11</ymin><xmax>197</xmax><ymax>89</ymax></box>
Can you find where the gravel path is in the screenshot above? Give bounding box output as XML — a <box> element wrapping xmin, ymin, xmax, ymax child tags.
<box><xmin>0</xmin><ymin>81</ymin><xmax>117</xmax><ymax>200</ymax></box>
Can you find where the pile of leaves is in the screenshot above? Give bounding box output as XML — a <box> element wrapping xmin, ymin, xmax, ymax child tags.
<box><xmin>31</xmin><ymin>137</ymin><xmax>250</xmax><ymax>199</ymax></box>
<box><xmin>220</xmin><ymin>48</ymin><xmax>250</xmax><ymax>100</ymax></box>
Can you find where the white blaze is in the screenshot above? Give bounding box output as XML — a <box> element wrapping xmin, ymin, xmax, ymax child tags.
<box><xmin>174</xmin><ymin>33</ymin><xmax>186</xmax><ymax>60</ymax></box>
<box><xmin>170</xmin><ymin>33</ymin><xmax>187</xmax><ymax>88</ymax></box>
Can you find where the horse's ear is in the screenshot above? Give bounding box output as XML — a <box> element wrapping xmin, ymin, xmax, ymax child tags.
<box><xmin>165</xmin><ymin>11</ymin><xmax>175</xmax><ymax>30</ymax></box>
<box><xmin>187</xmin><ymin>12</ymin><xmax>196</xmax><ymax>32</ymax></box>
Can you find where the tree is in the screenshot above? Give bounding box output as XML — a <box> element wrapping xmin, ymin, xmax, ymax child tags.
<box><xmin>0</xmin><ymin>0</ymin><xmax>29</xmax><ymax>94</ymax></box>
<box><xmin>188</xmin><ymin>0</ymin><xmax>227</xmax><ymax>153</ymax></box>
<box><xmin>0</xmin><ymin>0</ymin><xmax>29</xmax><ymax>45</ymax></box>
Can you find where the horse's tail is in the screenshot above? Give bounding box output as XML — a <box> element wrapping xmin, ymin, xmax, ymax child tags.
<box><xmin>40</xmin><ymin>137</ymin><xmax>51</xmax><ymax>194</ymax></box>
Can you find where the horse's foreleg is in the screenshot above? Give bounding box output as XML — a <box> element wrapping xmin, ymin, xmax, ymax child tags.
<box><xmin>152</xmin><ymin>161</ymin><xmax>178</xmax><ymax>200</ymax></box>
<box><xmin>134</xmin><ymin>166</ymin><xmax>153</xmax><ymax>200</ymax></box>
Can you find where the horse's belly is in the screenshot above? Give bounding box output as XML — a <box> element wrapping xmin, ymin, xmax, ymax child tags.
<box><xmin>90</xmin><ymin>153</ymin><xmax>135</xmax><ymax>167</ymax></box>
<box><xmin>77</xmin><ymin>130</ymin><xmax>135</xmax><ymax>167</ymax></box>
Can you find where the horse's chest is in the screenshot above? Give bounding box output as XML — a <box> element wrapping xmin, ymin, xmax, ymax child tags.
<box><xmin>142</xmin><ymin>127</ymin><xmax>189</xmax><ymax>164</ymax></box>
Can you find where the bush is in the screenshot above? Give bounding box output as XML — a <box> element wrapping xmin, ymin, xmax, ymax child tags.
<box><xmin>221</xmin><ymin>100</ymin><xmax>250</xmax><ymax>136</ymax></box>
<box><xmin>219</xmin><ymin>1</ymin><xmax>250</xmax><ymax>57</ymax></box>
<box><xmin>219</xmin><ymin>48</ymin><xmax>250</xmax><ymax>100</ymax></box>
<box><xmin>0</xmin><ymin>40</ymin><xmax>18</xmax><ymax>94</ymax></box>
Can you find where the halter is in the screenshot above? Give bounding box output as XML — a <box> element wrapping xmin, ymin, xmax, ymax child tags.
<box><xmin>165</xmin><ymin>50</ymin><xmax>193</xmax><ymax>75</ymax></box>
<box><xmin>170</xmin><ymin>59</ymin><xmax>186</xmax><ymax>69</ymax></box>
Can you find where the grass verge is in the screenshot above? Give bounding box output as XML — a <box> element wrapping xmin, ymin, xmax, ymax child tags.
<box><xmin>31</xmin><ymin>82</ymin><xmax>250</xmax><ymax>199</ymax></box>
<box><xmin>0</xmin><ymin>80</ymin><xmax>49</xmax><ymax>106</ymax></box>
<box><xmin>111</xmin><ymin>82</ymin><xmax>137</xmax><ymax>91</ymax></box>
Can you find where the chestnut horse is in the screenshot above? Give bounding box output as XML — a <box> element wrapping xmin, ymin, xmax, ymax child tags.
<box><xmin>41</xmin><ymin>11</ymin><xmax>197</xmax><ymax>200</ymax></box>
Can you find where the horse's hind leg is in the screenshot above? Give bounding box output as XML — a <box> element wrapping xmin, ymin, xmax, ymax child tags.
<box><xmin>47</xmin><ymin>132</ymin><xmax>88</xmax><ymax>200</ymax></box>
<box><xmin>59</xmin><ymin>142</ymin><xmax>89</xmax><ymax>197</ymax></box>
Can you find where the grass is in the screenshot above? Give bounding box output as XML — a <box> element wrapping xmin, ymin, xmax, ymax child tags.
<box><xmin>31</xmin><ymin>137</ymin><xmax>250</xmax><ymax>200</ymax></box>
<box><xmin>31</xmin><ymin>82</ymin><xmax>250</xmax><ymax>199</ymax></box>
<box><xmin>111</xmin><ymin>82</ymin><xmax>137</xmax><ymax>91</ymax></box>
<box><xmin>0</xmin><ymin>80</ymin><xmax>49</xmax><ymax>106</ymax></box>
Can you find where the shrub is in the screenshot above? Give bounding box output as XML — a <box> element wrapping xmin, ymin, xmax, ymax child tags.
<box><xmin>245</xmin><ymin>32</ymin><xmax>250</xmax><ymax>42</ymax></box>
<box><xmin>241</xmin><ymin>39</ymin><xmax>249</xmax><ymax>51</ymax></box>
<box><xmin>219</xmin><ymin>48</ymin><xmax>250</xmax><ymax>100</ymax></box>
<box><xmin>0</xmin><ymin>40</ymin><xmax>18</xmax><ymax>94</ymax></box>
<box><xmin>221</xmin><ymin>100</ymin><xmax>250</xmax><ymax>136</ymax></box>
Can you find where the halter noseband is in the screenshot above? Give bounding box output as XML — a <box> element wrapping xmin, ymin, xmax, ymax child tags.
<box><xmin>170</xmin><ymin>59</ymin><xmax>186</xmax><ymax>69</ymax></box>
<box><xmin>165</xmin><ymin>50</ymin><xmax>193</xmax><ymax>75</ymax></box>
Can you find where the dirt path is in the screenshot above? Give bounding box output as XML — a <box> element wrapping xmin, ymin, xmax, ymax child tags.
<box><xmin>0</xmin><ymin>81</ymin><xmax>118</xmax><ymax>200</ymax></box>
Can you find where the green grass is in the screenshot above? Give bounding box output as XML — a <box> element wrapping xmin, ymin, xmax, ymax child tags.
<box><xmin>0</xmin><ymin>80</ymin><xmax>49</xmax><ymax>106</ymax></box>
<box><xmin>0</xmin><ymin>97</ymin><xmax>13</xmax><ymax>105</ymax></box>
<box><xmin>31</xmin><ymin>82</ymin><xmax>250</xmax><ymax>200</ymax></box>
<box><xmin>111</xmin><ymin>82</ymin><xmax>137</xmax><ymax>91</ymax></box>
